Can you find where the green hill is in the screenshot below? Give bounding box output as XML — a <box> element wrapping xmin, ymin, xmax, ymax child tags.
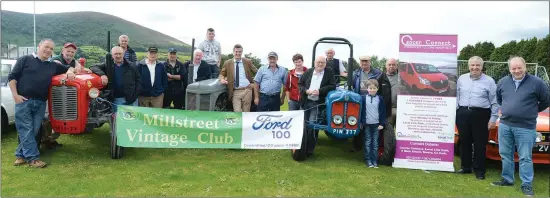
<box><xmin>1</xmin><ymin>10</ymin><xmax>192</xmax><ymax>54</ymax></box>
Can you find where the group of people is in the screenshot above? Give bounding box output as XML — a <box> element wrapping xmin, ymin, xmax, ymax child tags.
<box><xmin>455</xmin><ymin>56</ymin><xmax>549</xmax><ymax>196</ymax></box>
<box><xmin>7</xmin><ymin>27</ymin><xmax>549</xmax><ymax>197</ymax></box>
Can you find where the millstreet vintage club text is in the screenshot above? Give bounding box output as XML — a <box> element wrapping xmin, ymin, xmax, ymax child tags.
<box><xmin>143</xmin><ymin>114</ymin><xmax>222</xmax><ymax>129</ymax></box>
<box><xmin>123</xmin><ymin>113</ymin><xmax>235</xmax><ymax>146</ymax></box>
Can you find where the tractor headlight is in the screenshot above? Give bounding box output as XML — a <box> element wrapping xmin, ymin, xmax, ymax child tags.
<box><xmin>88</xmin><ymin>88</ymin><xmax>100</xmax><ymax>98</ymax></box>
<box><xmin>348</xmin><ymin>116</ymin><xmax>357</xmax><ymax>126</ymax></box>
<box><xmin>333</xmin><ymin>115</ymin><xmax>343</xmax><ymax>125</ymax></box>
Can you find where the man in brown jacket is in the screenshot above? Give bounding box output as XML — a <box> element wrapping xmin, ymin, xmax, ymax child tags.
<box><xmin>219</xmin><ymin>44</ymin><xmax>258</xmax><ymax>112</ymax></box>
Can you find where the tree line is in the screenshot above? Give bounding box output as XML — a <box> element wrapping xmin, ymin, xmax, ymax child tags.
<box><xmin>458</xmin><ymin>34</ymin><xmax>549</xmax><ymax>70</ymax></box>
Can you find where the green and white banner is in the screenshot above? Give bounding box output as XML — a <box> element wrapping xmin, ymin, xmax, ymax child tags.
<box><xmin>115</xmin><ymin>106</ymin><xmax>304</xmax><ymax>149</ymax></box>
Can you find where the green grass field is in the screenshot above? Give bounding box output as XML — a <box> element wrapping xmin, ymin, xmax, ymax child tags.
<box><xmin>2</xmin><ymin>102</ymin><xmax>549</xmax><ymax>197</ymax></box>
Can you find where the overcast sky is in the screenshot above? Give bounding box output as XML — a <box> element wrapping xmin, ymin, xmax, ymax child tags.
<box><xmin>2</xmin><ymin>1</ymin><xmax>548</xmax><ymax>68</ymax></box>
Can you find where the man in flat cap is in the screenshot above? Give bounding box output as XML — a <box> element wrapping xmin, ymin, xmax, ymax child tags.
<box><xmin>163</xmin><ymin>48</ymin><xmax>187</xmax><ymax>109</ymax></box>
<box><xmin>136</xmin><ymin>46</ymin><xmax>168</xmax><ymax>108</ymax></box>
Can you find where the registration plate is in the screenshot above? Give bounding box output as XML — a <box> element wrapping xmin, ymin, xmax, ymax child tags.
<box><xmin>332</xmin><ymin>128</ymin><xmax>357</xmax><ymax>135</ymax></box>
<box><xmin>535</xmin><ymin>145</ymin><xmax>549</xmax><ymax>153</ymax></box>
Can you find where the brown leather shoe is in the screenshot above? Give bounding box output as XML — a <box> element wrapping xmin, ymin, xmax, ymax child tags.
<box><xmin>13</xmin><ymin>158</ymin><xmax>26</xmax><ymax>166</ymax></box>
<box><xmin>28</xmin><ymin>160</ymin><xmax>47</xmax><ymax>168</ymax></box>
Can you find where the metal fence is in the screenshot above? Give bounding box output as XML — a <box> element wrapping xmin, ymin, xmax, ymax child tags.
<box><xmin>457</xmin><ymin>60</ymin><xmax>549</xmax><ymax>85</ymax></box>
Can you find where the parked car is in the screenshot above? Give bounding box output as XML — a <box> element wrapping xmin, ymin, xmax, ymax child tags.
<box><xmin>399</xmin><ymin>62</ymin><xmax>449</xmax><ymax>95</ymax></box>
<box><xmin>454</xmin><ymin>108</ymin><xmax>550</xmax><ymax>164</ymax></box>
<box><xmin>1</xmin><ymin>59</ymin><xmax>17</xmax><ymax>133</ymax></box>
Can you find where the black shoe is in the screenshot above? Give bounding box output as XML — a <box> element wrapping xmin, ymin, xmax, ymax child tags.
<box><xmin>455</xmin><ymin>169</ymin><xmax>472</xmax><ymax>174</ymax></box>
<box><xmin>521</xmin><ymin>185</ymin><xmax>534</xmax><ymax>196</ymax></box>
<box><xmin>476</xmin><ymin>175</ymin><xmax>485</xmax><ymax>180</ymax></box>
<box><xmin>491</xmin><ymin>178</ymin><xmax>514</xmax><ymax>186</ymax></box>
<box><xmin>307</xmin><ymin>153</ymin><xmax>313</xmax><ymax>157</ymax></box>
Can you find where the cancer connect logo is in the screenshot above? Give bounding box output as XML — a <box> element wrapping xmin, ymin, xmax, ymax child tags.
<box><xmin>118</xmin><ymin>107</ymin><xmax>140</xmax><ymax>122</ymax></box>
<box><xmin>396</xmin><ymin>132</ymin><xmax>421</xmax><ymax>139</ymax></box>
<box><xmin>400</xmin><ymin>34</ymin><xmax>456</xmax><ymax>48</ymax></box>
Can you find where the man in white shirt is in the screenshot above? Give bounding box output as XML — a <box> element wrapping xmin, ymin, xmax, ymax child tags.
<box><xmin>137</xmin><ymin>47</ymin><xmax>168</xmax><ymax>108</ymax></box>
<box><xmin>297</xmin><ymin>55</ymin><xmax>337</xmax><ymax>157</ymax></box>
<box><xmin>183</xmin><ymin>49</ymin><xmax>212</xmax><ymax>85</ymax></box>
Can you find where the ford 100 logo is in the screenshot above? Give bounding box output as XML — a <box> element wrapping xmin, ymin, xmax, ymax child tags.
<box><xmin>252</xmin><ymin>114</ymin><xmax>294</xmax><ymax>140</ymax></box>
<box><xmin>252</xmin><ymin>115</ymin><xmax>293</xmax><ymax>130</ymax></box>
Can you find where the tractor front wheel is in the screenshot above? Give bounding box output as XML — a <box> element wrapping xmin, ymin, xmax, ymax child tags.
<box><xmin>109</xmin><ymin>114</ymin><xmax>124</xmax><ymax>159</ymax></box>
<box><xmin>291</xmin><ymin>122</ymin><xmax>308</xmax><ymax>161</ymax></box>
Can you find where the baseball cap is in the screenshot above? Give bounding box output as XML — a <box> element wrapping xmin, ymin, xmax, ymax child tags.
<box><xmin>168</xmin><ymin>48</ymin><xmax>177</xmax><ymax>53</ymax></box>
<box><xmin>148</xmin><ymin>47</ymin><xmax>158</xmax><ymax>53</ymax></box>
<box><xmin>63</xmin><ymin>43</ymin><xmax>77</xmax><ymax>50</ymax></box>
<box><xmin>268</xmin><ymin>51</ymin><xmax>278</xmax><ymax>58</ymax></box>
<box><xmin>359</xmin><ymin>55</ymin><xmax>371</xmax><ymax>61</ymax></box>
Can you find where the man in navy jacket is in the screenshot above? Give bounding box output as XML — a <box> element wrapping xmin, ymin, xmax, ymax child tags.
<box><xmin>137</xmin><ymin>47</ymin><xmax>168</xmax><ymax>108</ymax></box>
<box><xmin>491</xmin><ymin>56</ymin><xmax>550</xmax><ymax>196</ymax></box>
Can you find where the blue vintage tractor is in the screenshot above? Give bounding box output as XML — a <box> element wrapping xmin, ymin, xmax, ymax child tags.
<box><xmin>291</xmin><ymin>37</ymin><xmax>396</xmax><ymax>165</ymax></box>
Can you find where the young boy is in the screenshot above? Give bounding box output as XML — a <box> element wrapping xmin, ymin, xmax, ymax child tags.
<box><xmin>361</xmin><ymin>79</ymin><xmax>386</xmax><ymax>168</ymax></box>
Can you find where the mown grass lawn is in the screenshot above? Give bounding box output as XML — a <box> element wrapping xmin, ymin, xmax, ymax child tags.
<box><xmin>2</xmin><ymin>102</ymin><xmax>549</xmax><ymax>197</ymax></box>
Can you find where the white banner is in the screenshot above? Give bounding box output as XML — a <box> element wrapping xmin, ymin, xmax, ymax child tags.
<box><xmin>241</xmin><ymin>110</ymin><xmax>304</xmax><ymax>149</ymax></box>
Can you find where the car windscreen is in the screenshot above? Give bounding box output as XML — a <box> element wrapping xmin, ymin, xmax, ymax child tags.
<box><xmin>414</xmin><ymin>64</ymin><xmax>440</xmax><ymax>74</ymax></box>
<box><xmin>1</xmin><ymin>64</ymin><xmax>11</xmax><ymax>86</ymax></box>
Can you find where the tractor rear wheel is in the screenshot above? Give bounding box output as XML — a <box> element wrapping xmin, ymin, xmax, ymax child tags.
<box><xmin>291</xmin><ymin>122</ymin><xmax>308</xmax><ymax>161</ymax></box>
<box><xmin>1</xmin><ymin>109</ymin><xmax>7</xmax><ymax>134</ymax></box>
<box><xmin>109</xmin><ymin>114</ymin><xmax>124</xmax><ymax>159</ymax></box>
<box><xmin>379</xmin><ymin>122</ymin><xmax>396</xmax><ymax>166</ymax></box>
<box><xmin>214</xmin><ymin>92</ymin><xmax>230</xmax><ymax>111</ymax></box>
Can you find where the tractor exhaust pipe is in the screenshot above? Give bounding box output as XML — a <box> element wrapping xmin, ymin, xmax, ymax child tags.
<box><xmin>190</xmin><ymin>38</ymin><xmax>195</xmax><ymax>61</ymax></box>
<box><xmin>105</xmin><ymin>31</ymin><xmax>112</xmax><ymax>87</ymax></box>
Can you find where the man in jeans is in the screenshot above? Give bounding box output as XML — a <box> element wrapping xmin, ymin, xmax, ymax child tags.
<box><xmin>254</xmin><ymin>52</ymin><xmax>288</xmax><ymax>111</ymax></box>
<box><xmin>8</xmin><ymin>38</ymin><xmax>79</xmax><ymax>168</ymax></box>
<box><xmin>492</xmin><ymin>56</ymin><xmax>550</xmax><ymax>196</ymax></box>
<box><xmin>198</xmin><ymin>28</ymin><xmax>222</xmax><ymax>78</ymax></box>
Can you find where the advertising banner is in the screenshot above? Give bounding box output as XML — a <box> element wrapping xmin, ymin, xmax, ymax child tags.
<box><xmin>115</xmin><ymin>106</ymin><xmax>304</xmax><ymax>149</ymax></box>
<box><xmin>393</xmin><ymin>33</ymin><xmax>458</xmax><ymax>172</ymax></box>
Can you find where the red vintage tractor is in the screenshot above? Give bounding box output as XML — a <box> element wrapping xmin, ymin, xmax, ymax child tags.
<box><xmin>48</xmin><ymin>58</ymin><xmax>110</xmax><ymax>134</ymax></box>
<box><xmin>45</xmin><ymin>55</ymin><xmax>123</xmax><ymax>159</ymax></box>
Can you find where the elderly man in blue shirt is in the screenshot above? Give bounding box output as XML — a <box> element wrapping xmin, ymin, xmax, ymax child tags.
<box><xmin>455</xmin><ymin>56</ymin><xmax>499</xmax><ymax>180</ymax></box>
<box><xmin>491</xmin><ymin>56</ymin><xmax>550</xmax><ymax>196</ymax></box>
<box><xmin>253</xmin><ymin>52</ymin><xmax>288</xmax><ymax>111</ymax></box>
